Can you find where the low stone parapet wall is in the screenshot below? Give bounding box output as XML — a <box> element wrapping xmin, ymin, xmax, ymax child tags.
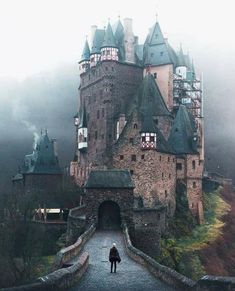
<box><xmin>195</xmin><ymin>276</ymin><xmax>235</xmax><ymax>291</ymax></box>
<box><xmin>53</xmin><ymin>223</ymin><xmax>96</xmax><ymax>269</ymax></box>
<box><xmin>123</xmin><ymin>224</ymin><xmax>235</xmax><ymax>291</ymax></box>
<box><xmin>1</xmin><ymin>224</ymin><xmax>96</xmax><ymax>291</ymax></box>
<box><xmin>123</xmin><ymin>223</ymin><xmax>195</xmax><ymax>290</ymax></box>
<box><xmin>1</xmin><ymin>252</ymin><xmax>89</xmax><ymax>291</ymax></box>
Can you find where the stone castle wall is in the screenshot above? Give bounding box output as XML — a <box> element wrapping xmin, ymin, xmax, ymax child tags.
<box><xmin>112</xmin><ymin>113</ymin><xmax>176</xmax><ymax>213</ymax></box>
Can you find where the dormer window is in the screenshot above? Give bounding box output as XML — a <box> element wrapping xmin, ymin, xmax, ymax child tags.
<box><xmin>141</xmin><ymin>132</ymin><xmax>157</xmax><ymax>150</ymax></box>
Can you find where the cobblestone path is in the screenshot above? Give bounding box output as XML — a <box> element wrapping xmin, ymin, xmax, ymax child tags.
<box><xmin>70</xmin><ymin>230</ymin><xmax>176</xmax><ymax>291</ymax></box>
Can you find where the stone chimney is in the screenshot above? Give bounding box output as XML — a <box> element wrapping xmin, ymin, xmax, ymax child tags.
<box><xmin>123</xmin><ymin>18</ymin><xmax>135</xmax><ymax>63</ymax></box>
<box><xmin>90</xmin><ymin>25</ymin><xmax>97</xmax><ymax>46</ymax></box>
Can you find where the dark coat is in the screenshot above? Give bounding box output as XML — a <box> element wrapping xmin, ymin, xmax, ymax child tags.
<box><xmin>109</xmin><ymin>247</ymin><xmax>121</xmax><ymax>262</ymax></box>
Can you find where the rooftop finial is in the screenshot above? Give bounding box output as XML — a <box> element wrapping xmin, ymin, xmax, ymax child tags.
<box><xmin>155</xmin><ymin>12</ymin><xmax>158</xmax><ymax>22</ymax></box>
<box><xmin>108</xmin><ymin>17</ymin><xmax>110</xmax><ymax>23</ymax></box>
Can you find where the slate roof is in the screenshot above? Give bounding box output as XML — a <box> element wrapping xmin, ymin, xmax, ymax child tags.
<box><xmin>135</xmin><ymin>44</ymin><xmax>144</xmax><ymax>64</ymax></box>
<box><xmin>143</xmin><ymin>21</ymin><xmax>177</xmax><ymax>67</ymax></box>
<box><xmin>101</xmin><ymin>23</ymin><xmax>117</xmax><ymax>48</ymax></box>
<box><xmin>80</xmin><ymin>39</ymin><xmax>90</xmax><ymax>61</ymax></box>
<box><xmin>22</xmin><ymin>132</ymin><xmax>62</xmax><ymax>175</ymax></box>
<box><xmin>85</xmin><ymin>169</ymin><xmax>134</xmax><ymax>189</ymax></box>
<box><xmin>91</xmin><ymin>29</ymin><xmax>105</xmax><ymax>54</ymax></box>
<box><xmin>78</xmin><ymin>104</ymin><xmax>87</xmax><ymax>128</ymax></box>
<box><xmin>138</xmin><ymin>73</ymin><xmax>171</xmax><ymax>116</ymax></box>
<box><xmin>177</xmin><ymin>45</ymin><xmax>186</xmax><ymax>67</ymax></box>
<box><xmin>168</xmin><ymin>105</ymin><xmax>198</xmax><ymax>154</ymax></box>
<box><xmin>113</xmin><ymin>20</ymin><xmax>125</xmax><ymax>61</ymax></box>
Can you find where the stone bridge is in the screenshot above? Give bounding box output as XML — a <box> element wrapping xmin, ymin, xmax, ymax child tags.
<box><xmin>69</xmin><ymin>230</ymin><xmax>176</xmax><ymax>291</ymax></box>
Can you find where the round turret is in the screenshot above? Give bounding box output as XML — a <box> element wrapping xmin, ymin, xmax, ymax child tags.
<box><xmin>100</xmin><ymin>23</ymin><xmax>118</xmax><ymax>62</ymax></box>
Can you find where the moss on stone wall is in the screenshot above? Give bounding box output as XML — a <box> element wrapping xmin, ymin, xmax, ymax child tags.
<box><xmin>156</xmin><ymin>187</ymin><xmax>230</xmax><ymax>280</ymax></box>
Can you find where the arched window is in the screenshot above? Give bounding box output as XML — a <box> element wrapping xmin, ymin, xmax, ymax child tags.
<box><xmin>133</xmin><ymin>123</ymin><xmax>138</xmax><ymax>129</ymax></box>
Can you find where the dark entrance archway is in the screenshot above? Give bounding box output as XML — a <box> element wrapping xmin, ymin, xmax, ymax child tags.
<box><xmin>98</xmin><ymin>201</ymin><xmax>121</xmax><ymax>230</ymax></box>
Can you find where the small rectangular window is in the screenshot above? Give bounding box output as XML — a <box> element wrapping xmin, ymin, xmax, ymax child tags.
<box><xmin>192</xmin><ymin>160</ymin><xmax>196</xmax><ymax>170</ymax></box>
<box><xmin>141</xmin><ymin>154</ymin><xmax>145</xmax><ymax>160</ymax></box>
<box><xmin>97</xmin><ymin>110</ymin><xmax>100</xmax><ymax>119</ymax></box>
<box><xmin>193</xmin><ymin>182</ymin><xmax>197</xmax><ymax>188</ymax></box>
<box><xmin>131</xmin><ymin>155</ymin><xmax>136</xmax><ymax>162</ymax></box>
<box><xmin>129</xmin><ymin>138</ymin><xmax>134</xmax><ymax>144</ymax></box>
<box><xmin>95</xmin><ymin>131</ymin><xmax>98</xmax><ymax>140</ymax></box>
<box><xmin>120</xmin><ymin>155</ymin><xmax>124</xmax><ymax>160</ymax></box>
<box><xmin>102</xmin><ymin>108</ymin><xmax>105</xmax><ymax>117</ymax></box>
<box><xmin>130</xmin><ymin>170</ymin><xmax>134</xmax><ymax>175</ymax></box>
<box><xmin>168</xmin><ymin>157</ymin><xmax>170</xmax><ymax>162</ymax></box>
<box><xmin>176</xmin><ymin>163</ymin><xmax>182</xmax><ymax>170</ymax></box>
<box><xmin>154</xmin><ymin>72</ymin><xmax>157</xmax><ymax>79</ymax></box>
<box><xmin>162</xmin><ymin>173</ymin><xmax>164</xmax><ymax>179</ymax></box>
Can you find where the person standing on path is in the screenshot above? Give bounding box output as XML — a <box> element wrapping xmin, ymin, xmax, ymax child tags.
<box><xmin>109</xmin><ymin>243</ymin><xmax>121</xmax><ymax>273</ymax></box>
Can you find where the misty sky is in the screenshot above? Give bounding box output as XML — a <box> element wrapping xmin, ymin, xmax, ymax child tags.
<box><xmin>0</xmin><ymin>0</ymin><xmax>234</xmax><ymax>80</ymax></box>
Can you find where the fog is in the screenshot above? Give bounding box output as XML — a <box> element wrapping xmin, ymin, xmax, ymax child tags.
<box><xmin>1</xmin><ymin>0</ymin><xmax>235</xmax><ymax>192</ymax></box>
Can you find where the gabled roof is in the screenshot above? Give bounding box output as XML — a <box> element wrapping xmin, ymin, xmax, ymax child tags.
<box><xmin>138</xmin><ymin>74</ymin><xmax>171</xmax><ymax>116</ymax></box>
<box><xmin>91</xmin><ymin>29</ymin><xmax>105</xmax><ymax>54</ymax></box>
<box><xmin>101</xmin><ymin>23</ymin><xmax>117</xmax><ymax>48</ymax></box>
<box><xmin>143</xmin><ymin>22</ymin><xmax>177</xmax><ymax>67</ymax></box>
<box><xmin>78</xmin><ymin>104</ymin><xmax>87</xmax><ymax>128</ymax></box>
<box><xmin>168</xmin><ymin>105</ymin><xmax>197</xmax><ymax>154</ymax></box>
<box><xmin>22</xmin><ymin>132</ymin><xmax>62</xmax><ymax>175</ymax></box>
<box><xmin>85</xmin><ymin>169</ymin><xmax>134</xmax><ymax>189</ymax></box>
<box><xmin>146</xmin><ymin>22</ymin><xmax>165</xmax><ymax>46</ymax></box>
<box><xmin>80</xmin><ymin>39</ymin><xmax>90</xmax><ymax>61</ymax></box>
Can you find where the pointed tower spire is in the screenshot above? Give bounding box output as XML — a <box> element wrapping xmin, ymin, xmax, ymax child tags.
<box><xmin>79</xmin><ymin>38</ymin><xmax>91</xmax><ymax>74</ymax></box>
<box><xmin>100</xmin><ymin>21</ymin><xmax>119</xmax><ymax>61</ymax></box>
<box><xmin>101</xmin><ymin>22</ymin><xmax>117</xmax><ymax>48</ymax></box>
<box><xmin>80</xmin><ymin>37</ymin><xmax>90</xmax><ymax>61</ymax></box>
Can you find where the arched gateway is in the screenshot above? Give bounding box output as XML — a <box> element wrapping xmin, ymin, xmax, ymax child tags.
<box><xmin>98</xmin><ymin>201</ymin><xmax>121</xmax><ymax>229</ymax></box>
<box><xmin>84</xmin><ymin>169</ymin><xmax>134</xmax><ymax>229</ymax></box>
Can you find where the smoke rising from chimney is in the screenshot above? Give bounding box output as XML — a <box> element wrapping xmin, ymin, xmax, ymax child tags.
<box><xmin>11</xmin><ymin>97</ymin><xmax>39</xmax><ymax>149</ymax></box>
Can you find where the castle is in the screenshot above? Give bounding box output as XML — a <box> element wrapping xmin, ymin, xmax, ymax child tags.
<box><xmin>70</xmin><ymin>17</ymin><xmax>204</xmax><ymax>252</ymax></box>
<box><xmin>12</xmin><ymin>131</ymin><xmax>63</xmax><ymax>210</ymax></box>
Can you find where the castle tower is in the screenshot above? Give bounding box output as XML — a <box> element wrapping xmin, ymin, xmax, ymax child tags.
<box><xmin>77</xmin><ymin>104</ymin><xmax>88</xmax><ymax>152</ymax></box>
<box><xmin>176</xmin><ymin>45</ymin><xmax>187</xmax><ymax>79</ymax></box>
<box><xmin>100</xmin><ymin>22</ymin><xmax>118</xmax><ymax>61</ymax></box>
<box><xmin>168</xmin><ymin>105</ymin><xmax>204</xmax><ymax>223</ymax></box>
<box><xmin>79</xmin><ymin>39</ymin><xmax>90</xmax><ymax>74</ymax></box>
<box><xmin>143</xmin><ymin>20</ymin><xmax>177</xmax><ymax>111</ymax></box>
<box><xmin>90</xmin><ymin>28</ymin><xmax>105</xmax><ymax>67</ymax></box>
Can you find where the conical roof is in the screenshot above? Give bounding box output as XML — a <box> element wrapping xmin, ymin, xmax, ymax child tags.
<box><xmin>177</xmin><ymin>45</ymin><xmax>186</xmax><ymax>67</ymax></box>
<box><xmin>101</xmin><ymin>22</ymin><xmax>117</xmax><ymax>48</ymax></box>
<box><xmin>80</xmin><ymin>39</ymin><xmax>90</xmax><ymax>61</ymax></box>
<box><xmin>168</xmin><ymin>105</ymin><xmax>197</xmax><ymax>154</ymax></box>
<box><xmin>78</xmin><ymin>104</ymin><xmax>87</xmax><ymax>128</ymax></box>
<box><xmin>91</xmin><ymin>29</ymin><xmax>105</xmax><ymax>54</ymax></box>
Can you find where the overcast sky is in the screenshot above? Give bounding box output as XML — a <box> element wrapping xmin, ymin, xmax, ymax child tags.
<box><xmin>0</xmin><ymin>0</ymin><xmax>234</xmax><ymax>80</ymax></box>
